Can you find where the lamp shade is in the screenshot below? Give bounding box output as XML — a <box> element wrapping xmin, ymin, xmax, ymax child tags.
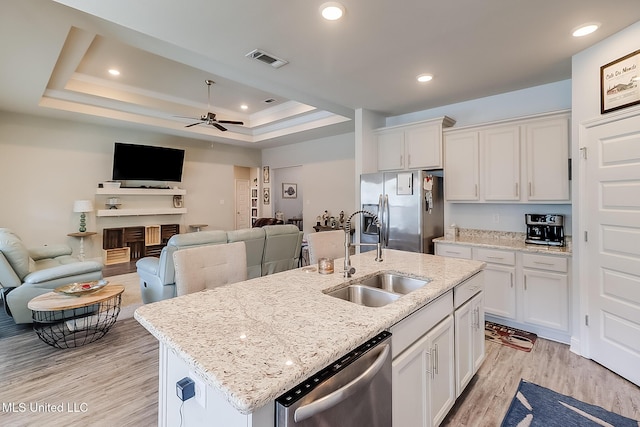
<box><xmin>73</xmin><ymin>200</ymin><xmax>94</xmax><ymax>213</ymax></box>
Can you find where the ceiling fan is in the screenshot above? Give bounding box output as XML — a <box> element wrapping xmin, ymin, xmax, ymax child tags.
<box><xmin>177</xmin><ymin>79</ymin><xmax>244</xmax><ymax>132</ymax></box>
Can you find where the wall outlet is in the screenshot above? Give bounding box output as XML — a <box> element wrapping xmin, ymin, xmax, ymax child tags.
<box><xmin>189</xmin><ymin>371</ymin><xmax>206</xmax><ymax>408</ymax></box>
<box><xmin>493</xmin><ymin>214</ymin><xmax>500</xmax><ymax>223</ymax></box>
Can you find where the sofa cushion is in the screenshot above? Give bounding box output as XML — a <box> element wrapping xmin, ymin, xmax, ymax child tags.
<box><xmin>168</xmin><ymin>230</ymin><xmax>228</xmax><ymax>249</ymax></box>
<box><xmin>0</xmin><ymin>230</ymin><xmax>34</xmax><ymax>280</ymax></box>
<box><xmin>227</xmin><ymin>228</ymin><xmax>266</xmax><ymax>279</ymax></box>
<box><xmin>28</xmin><ymin>244</ymin><xmax>73</xmax><ymax>261</ymax></box>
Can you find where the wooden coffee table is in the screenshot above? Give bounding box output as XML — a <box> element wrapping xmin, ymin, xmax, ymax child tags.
<box><xmin>28</xmin><ymin>285</ymin><xmax>124</xmax><ymax>348</ymax></box>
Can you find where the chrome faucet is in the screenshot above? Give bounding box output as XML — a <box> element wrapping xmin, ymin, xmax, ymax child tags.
<box><xmin>343</xmin><ymin>210</ymin><xmax>383</xmax><ymax>277</ymax></box>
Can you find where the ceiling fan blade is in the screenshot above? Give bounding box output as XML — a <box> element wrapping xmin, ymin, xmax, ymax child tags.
<box><xmin>217</xmin><ymin>120</ymin><xmax>244</xmax><ymax>125</ymax></box>
<box><xmin>213</xmin><ymin>123</ymin><xmax>228</xmax><ymax>131</ymax></box>
<box><xmin>174</xmin><ymin>115</ymin><xmax>201</xmax><ymax>120</ymax></box>
<box><xmin>185</xmin><ymin>122</ymin><xmax>203</xmax><ymax>128</ymax></box>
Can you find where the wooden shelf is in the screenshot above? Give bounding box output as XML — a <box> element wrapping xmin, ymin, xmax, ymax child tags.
<box><xmin>96</xmin><ymin>208</ymin><xmax>187</xmax><ymax>217</ymax></box>
<box><xmin>96</xmin><ymin>188</ymin><xmax>186</xmax><ymax>196</ymax></box>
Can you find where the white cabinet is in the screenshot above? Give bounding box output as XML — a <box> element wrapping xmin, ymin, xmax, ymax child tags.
<box><xmin>376</xmin><ymin>116</ymin><xmax>455</xmax><ymax>171</ymax></box>
<box><xmin>436</xmin><ymin>240</ymin><xmax>571</xmax><ymax>343</ymax></box>
<box><xmin>392</xmin><ymin>315</ymin><xmax>455</xmax><ymax>427</ymax></box>
<box><xmin>522</xmin><ymin>253</ymin><xmax>569</xmax><ymax>332</ymax></box>
<box><xmin>443</xmin><ymin>131</ymin><xmax>479</xmax><ymax>201</ymax></box>
<box><xmin>482</xmin><ymin>125</ymin><xmax>520</xmax><ymax>201</ymax></box>
<box><xmin>454</xmin><ymin>291</ymin><xmax>485</xmax><ymax>396</ymax></box>
<box><xmin>474</xmin><ymin>248</ymin><xmax>516</xmax><ymax>320</ymax></box>
<box><xmin>443</xmin><ymin>111</ymin><xmax>570</xmax><ymax>203</ymax></box>
<box><xmin>524</xmin><ymin>118</ymin><xmax>570</xmax><ymax>201</ymax></box>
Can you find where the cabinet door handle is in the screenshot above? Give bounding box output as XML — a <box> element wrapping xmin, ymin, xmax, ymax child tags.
<box><xmin>487</xmin><ymin>256</ymin><xmax>504</xmax><ymax>260</ymax></box>
<box><xmin>433</xmin><ymin>344</ymin><xmax>439</xmax><ymax>376</ymax></box>
<box><xmin>528</xmin><ymin>182</ymin><xmax>533</xmax><ymax>197</ymax></box>
<box><xmin>510</xmin><ymin>272</ymin><xmax>514</xmax><ymax>288</ymax></box>
<box><xmin>534</xmin><ymin>261</ymin><xmax>555</xmax><ymax>266</ymax></box>
<box><xmin>400</xmin><ymin>155</ymin><xmax>403</xmax><ymax>166</ymax></box>
<box><xmin>475</xmin><ymin>184</ymin><xmax>478</xmax><ymax>197</ymax></box>
<box><xmin>407</xmin><ymin>154</ymin><xmax>411</xmax><ymax>167</ymax></box>
<box><xmin>515</xmin><ymin>182</ymin><xmax>519</xmax><ymax>197</ymax></box>
<box><xmin>524</xmin><ymin>276</ymin><xmax>527</xmax><ymax>291</ymax></box>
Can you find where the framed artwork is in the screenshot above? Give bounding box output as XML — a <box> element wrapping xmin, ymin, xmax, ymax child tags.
<box><xmin>600</xmin><ymin>49</ymin><xmax>640</xmax><ymax>114</ymax></box>
<box><xmin>263</xmin><ymin>166</ymin><xmax>270</xmax><ymax>184</ymax></box>
<box><xmin>282</xmin><ymin>183</ymin><xmax>297</xmax><ymax>199</ymax></box>
<box><xmin>263</xmin><ymin>188</ymin><xmax>270</xmax><ymax>205</ymax></box>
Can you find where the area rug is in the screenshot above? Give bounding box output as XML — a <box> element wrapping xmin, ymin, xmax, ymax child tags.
<box><xmin>502</xmin><ymin>379</ymin><xmax>639</xmax><ymax>426</ymax></box>
<box><xmin>485</xmin><ymin>321</ymin><xmax>537</xmax><ymax>352</ymax></box>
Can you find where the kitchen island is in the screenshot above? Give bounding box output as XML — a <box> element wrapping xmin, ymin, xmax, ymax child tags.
<box><xmin>135</xmin><ymin>249</ymin><xmax>484</xmax><ymax>426</ymax></box>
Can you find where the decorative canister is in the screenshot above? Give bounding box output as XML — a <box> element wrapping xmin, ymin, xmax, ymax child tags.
<box><xmin>318</xmin><ymin>258</ymin><xmax>334</xmax><ymax>274</ymax></box>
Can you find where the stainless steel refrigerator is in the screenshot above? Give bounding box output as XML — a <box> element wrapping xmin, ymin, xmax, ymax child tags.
<box><xmin>360</xmin><ymin>170</ymin><xmax>443</xmax><ymax>254</ymax></box>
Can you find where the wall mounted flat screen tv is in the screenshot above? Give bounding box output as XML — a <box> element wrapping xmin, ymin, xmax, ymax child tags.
<box><xmin>112</xmin><ymin>142</ymin><xmax>185</xmax><ymax>182</ymax></box>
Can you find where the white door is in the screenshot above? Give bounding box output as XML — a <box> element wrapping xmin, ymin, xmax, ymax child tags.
<box><xmin>235</xmin><ymin>179</ymin><xmax>250</xmax><ymax>230</ymax></box>
<box><xmin>585</xmin><ymin>112</ymin><xmax>640</xmax><ymax>386</ymax></box>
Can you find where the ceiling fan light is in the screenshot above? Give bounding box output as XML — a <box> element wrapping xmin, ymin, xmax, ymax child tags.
<box><xmin>320</xmin><ymin>2</ymin><xmax>345</xmax><ymax>21</ymax></box>
<box><xmin>108</xmin><ymin>69</ymin><xmax>120</xmax><ymax>76</ymax></box>
<box><xmin>241</xmin><ymin>104</ymin><xmax>248</xmax><ymax>110</ymax></box>
<box><xmin>572</xmin><ymin>23</ymin><xmax>599</xmax><ymax>37</ymax></box>
<box><xmin>417</xmin><ymin>74</ymin><xmax>433</xmax><ymax>83</ymax></box>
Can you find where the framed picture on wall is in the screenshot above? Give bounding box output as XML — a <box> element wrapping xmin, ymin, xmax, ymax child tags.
<box><xmin>600</xmin><ymin>49</ymin><xmax>640</xmax><ymax>114</ymax></box>
<box><xmin>282</xmin><ymin>183</ymin><xmax>297</xmax><ymax>199</ymax></box>
<box><xmin>263</xmin><ymin>188</ymin><xmax>270</xmax><ymax>205</ymax></box>
<box><xmin>263</xmin><ymin>166</ymin><xmax>270</xmax><ymax>184</ymax></box>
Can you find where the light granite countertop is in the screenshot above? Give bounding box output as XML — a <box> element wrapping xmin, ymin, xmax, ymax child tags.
<box><xmin>134</xmin><ymin>249</ymin><xmax>484</xmax><ymax>415</ymax></box>
<box><xmin>434</xmin><ymin>228</ymin><xmax>572</xmax><ymax>256</ymax></box>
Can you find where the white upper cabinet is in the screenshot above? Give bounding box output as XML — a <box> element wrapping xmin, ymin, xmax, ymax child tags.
<box><xmin>482</xmin><ymin>125</ymin><xmax>521</xmax><ymax>201</ymax></box>
<box><xmin>444</xmin><ymin>111</ymin><xmax>570</xmax><ymax>203</ymax></box>
<box><xmin>443</xmin><ymin>131</ymin><xmax>479</xmax><ymax>201</ymax></box>
<box><xmin>376</xmin><ymin>116</ymin><xmax>455</xmax><ymax>171</ymax></box>
<box><xmin>524</xmin><ymin>117</ymin><xmax>570</xmax><ymax>201</ymax></box>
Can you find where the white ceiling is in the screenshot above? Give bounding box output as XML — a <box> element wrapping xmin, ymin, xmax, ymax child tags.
<box><xmin>1</xmin><ymin>0</ymin><xmax>639</xmax><ymax>148</ymax></box>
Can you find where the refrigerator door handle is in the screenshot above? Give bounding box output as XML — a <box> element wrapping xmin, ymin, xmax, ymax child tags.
<box><xmin>384</xmin><ymin>194</ymin><xmax>390</xmax><ymax>246</ymax></box>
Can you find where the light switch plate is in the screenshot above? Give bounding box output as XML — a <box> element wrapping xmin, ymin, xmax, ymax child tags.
<box><xmin>189</xmin><ymin>371</ymin><xmax>206</xmax><ymax>408</ymax></box>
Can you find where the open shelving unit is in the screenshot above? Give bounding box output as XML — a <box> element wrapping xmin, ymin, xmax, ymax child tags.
<box><xmin>95</xmin><ymin>187</ymin><xmax>187</xmax><ymax>217</ymax></box>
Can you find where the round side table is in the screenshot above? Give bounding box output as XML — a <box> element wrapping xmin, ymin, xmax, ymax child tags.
<box><xmin>27</xmin><ymin>285</ymin><xmax>124</xmax><ymax>348</ymax></box>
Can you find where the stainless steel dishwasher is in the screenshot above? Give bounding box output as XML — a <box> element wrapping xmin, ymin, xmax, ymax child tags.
<box><xmin>275</xmin><ymin>331</ymin><xmax>392</xmax><ymax>427</ymax></box>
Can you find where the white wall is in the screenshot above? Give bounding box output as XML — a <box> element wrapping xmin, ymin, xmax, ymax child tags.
<box><xmin>386</xmin><ymin>80</ymin><xmax>572</xmax><ymax>128</ymax></box>
<box><xmin>0</xmin><ymin>112</ymin><xmax>261</xmax><ymax>259</ymax></box>
<box><xmin>272</xmin><ymin>166</ymin><xmax>303</xmax><ymax>222</ymax></box>
<box><xmin>262</xmin><ymin>133</ymin><xmax>355</xmax><ymax>237</ymax></box>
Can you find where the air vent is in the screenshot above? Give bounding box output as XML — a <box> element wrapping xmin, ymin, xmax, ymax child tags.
<box><xmin>245</xmin><ymin>49</ymin><xmax>289</xmax><ymax>69</ymax></box>
<box><xmin>263</xmin><ymin>98</ymin><xmax>277</xmax><ymax>104</ymax></box>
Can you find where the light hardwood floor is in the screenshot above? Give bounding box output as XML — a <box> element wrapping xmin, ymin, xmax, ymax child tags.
<box><xmin>1</xmin><ymin>319</ymin><xmax>639</xmax><ymax>426</ymax></box>
<box><xmin>443</xmin><ymin>338</ymin><xmax>640</xmax><ymax>426</ymax></box>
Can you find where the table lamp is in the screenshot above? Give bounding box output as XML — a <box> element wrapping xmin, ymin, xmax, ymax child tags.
<box><xmin>73</xmin><ymin>200</ymin><xmax>94</xmax><ymax>232</ymax></box>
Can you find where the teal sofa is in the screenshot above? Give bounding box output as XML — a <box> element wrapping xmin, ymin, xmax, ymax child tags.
<box><xmin>0</xmin><ymin>228</ymin><xmax>103</xmax><ymax>324</ymax></box>
<box><xmin>136</xmin><ymin>224</ymin><xmax>303</xmax><ymax>304</ymax></box>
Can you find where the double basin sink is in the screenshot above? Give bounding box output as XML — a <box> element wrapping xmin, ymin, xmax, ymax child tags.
<box><xmin>326</xmin><ymin>272</ymin><xmax>431</xmax><ymax>307</ymax></box>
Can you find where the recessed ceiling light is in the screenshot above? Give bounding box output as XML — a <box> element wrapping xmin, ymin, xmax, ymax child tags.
<box><xmin>417</xmin><ymin>74</ymin><xmax>433</xmax><ymax>83</ymax></box>
<box><xmin>572</xmin><ymin>23</ymin><xmax>599</xmax><ymax>37</ymax></box>
<box><xmin>108</xmin><ymin>69</ymin><xmax>120</xmax><ymax>76</ymax></box>
<box><xmin>320</xmin><ymin>2</ymin><xmax>345</xmax><ymax>21</ymax></box>
<box><xmin>240</xmin><ymin>104</ymin><xmax>248</xmax><ymax>110</ymax></box>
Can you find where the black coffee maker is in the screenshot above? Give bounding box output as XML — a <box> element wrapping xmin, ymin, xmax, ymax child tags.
<box><xmin>525</xmin><ymin>214</ymin><xmax>565</xmax><ymax>246</ymax></box>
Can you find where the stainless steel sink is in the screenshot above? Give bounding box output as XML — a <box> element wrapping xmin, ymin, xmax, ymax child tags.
<box><xmin>357</xmin><ymin>272</ymin><xmax>430</xmax><ymax>295</ymax></box>
<box><xmin>326</xmin><ymin>272</ymin><xmax>430</xmax><ymax>307</ymax></box>
<box><xmin>327</xmin><ymin>285</ymin><xmax>400</xmax><ymax>307</ymax></box>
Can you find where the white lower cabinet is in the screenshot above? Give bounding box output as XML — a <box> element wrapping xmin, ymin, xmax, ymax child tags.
<box><xmin>435</xmin><ymin>241</ymin><xmax>571</xmax><ymax>343</ymax></box>
<box><xmin>522</xmin><ymin>253</ymin><xmax>569</xmax><ymax>332</ymax></box>
<box><xmin>392</xmin><ymin>315</ymin><xmax>455</xmax><ymax>427</ymax></box>
<box><xmin>454</xmin><ymin>291</ymin><xmax>485</xmax><ymax>396</ymax></box>
<box><xmin>391</xmin><ymin>272</ymin><xmax>484</xmax><ymax>427</ymax></box>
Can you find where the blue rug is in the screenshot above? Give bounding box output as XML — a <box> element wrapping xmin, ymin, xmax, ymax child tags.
<box><xmin>501</xmin><ymin>379</ymin><xmax>639</xmax><ymax>426</ymax></box>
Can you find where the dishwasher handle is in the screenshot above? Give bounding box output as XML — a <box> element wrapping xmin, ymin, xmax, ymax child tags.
<box><xmin>293</xmin><ymin>343</ymin><xmax>390</xmax><ymax>422</ymax></box>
